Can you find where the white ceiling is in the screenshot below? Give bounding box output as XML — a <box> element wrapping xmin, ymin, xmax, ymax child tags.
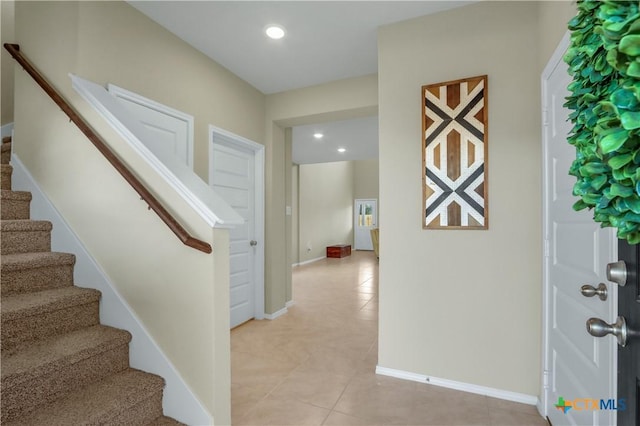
<box><xmin>292</xmin><ymin>116</ymin><xmax>378</xmax><ymax>164</ymax></box>
<box><xmin>128</xmin><ymin>1</ymin><xmax>474</xmax><ymax>163</ymax></box>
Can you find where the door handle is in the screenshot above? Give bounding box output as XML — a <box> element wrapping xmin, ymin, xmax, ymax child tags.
<box><xmin>580</xmin><ymin>283</ymin><xmax>608</xmax><ymax>301</ymax></box>
<box><xmin>606</xmin><ymin>261</ymin><xmax>627</xmax><ymax>286</ymax></box>
<box><xmin>250</xmin><ymin>240</ymin><xmax>258</xmax><ymax>247</ymax></box>
<box><xmin>586</xmin><ymin>316</ymin><xmax>635</xmax><ymax>347</ymax></box>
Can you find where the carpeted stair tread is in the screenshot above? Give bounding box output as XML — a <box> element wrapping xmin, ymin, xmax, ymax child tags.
<box><xmin>3</xmin><ymin>369</ymin><xmax>165</xmax><ymax>426</ymax></box>
<box><xmin>1</xmin><ymin>252</ymin><xmax>76</xmax><ymax>295</ymax></box>
<box><xmin>1</xmin><ymin>251</ymin><xmax>75</xmax><ymax>272</ymax></box>
<box><xmin>0</xmin><ymin>325</ymin><xmax>131</xmax><ymax>423</ymax></box>
<box><xmin>1</xmin><ymin>286</ymin><xmax>101</xmax><ymax>352</ymax></box>
<box><xmin>1</xmin><ymin>219</ymin><xmax>53</xmax><ymax>232</ymax></box>
<box><xmin>1</xmin><ymin>286</ymin><xmax>100</xmax><ymax>321</ymax></box>
<box><xmin>1</xmin><ymin>189</ymin><xmax>32</xmax><ymax>220</ymax></box>
<box><xmin>2</xmin><ymin>325</ymin><xmax>131</xmax><ymax>387</ymax></box>
<box><xmin>1</xmin><ymin>220</ymin><xmax>53</xmax><ymax>254</ymax></box>
<box><xmin>1</xmin><ymin>189</ymin><xmax>31</xmax><ymax>201</ymax></box>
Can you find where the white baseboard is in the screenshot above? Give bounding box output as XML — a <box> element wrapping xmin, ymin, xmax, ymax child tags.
<box><xmin>1</xmin><ymin>122</ymin><xmax>14</xmax><ymax>138</ymax></box>
<box><xmin>11</xmin><ymin>155</ymin><xmax>212</xmax><ymax>426</ymax></box>
<box><xmin>293</xmin><ymin>256</ymin><xmax>326</xmax><ymax>268</ymax></box>
<box><xmin>264</xmin><ymin>306</ymin><xmax>288</xmax><ymax>320</ymax></box>
<box><xmin>285</xmin><ymin>300</ymin><xmax>295</xmax><ymax>308</ymax></box>
<box><xmin>375</xmin><ymin>366</ymin><xmax>539</xmax><ymax>406</ymax></box>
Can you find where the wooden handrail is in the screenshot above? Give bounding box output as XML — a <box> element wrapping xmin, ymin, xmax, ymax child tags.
<box><xmin>4</xmin><ymin>43</ymin><xmax>212</xmax><ymax>254</ymax></box>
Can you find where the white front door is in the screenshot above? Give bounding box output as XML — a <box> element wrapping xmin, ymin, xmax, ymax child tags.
<box><xmin>108</xmin><ymin>84</ymin><xmax>194</xmax><ymax>168</ymax></box>
<box><xmin>542</xmin><ymin>33</ymin><xmax>617</xmax><ymax>426</ymax></box>
<box><xmin>209</xmin><ymin>127</ymin><xmax>264</xmax><ymax>329</ymax></box>
<box><xmin>354</xmin><ymin>199</ymin><xmax>377</xmax><ymax>250</ymax></box>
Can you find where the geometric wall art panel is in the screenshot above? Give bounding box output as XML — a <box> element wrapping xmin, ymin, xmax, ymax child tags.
<box><xmin>422</xmin><ymin>75</ymin><xmax>488</xmax><ymax>229</ymax></box>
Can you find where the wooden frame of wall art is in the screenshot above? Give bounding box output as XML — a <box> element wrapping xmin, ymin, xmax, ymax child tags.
<box><xmin>422</xmin><ymin>75</ymin><xmax>488</xmax><ymax>230</ymax></box>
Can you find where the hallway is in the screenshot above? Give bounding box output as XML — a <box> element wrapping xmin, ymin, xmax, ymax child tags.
<box><xmin>231</xmin><ymin>252</ymin><xmax>546</xmax><ymax>425</ymax></box>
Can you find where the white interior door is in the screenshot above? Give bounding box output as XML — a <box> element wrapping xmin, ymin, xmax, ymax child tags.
<box><xmin>542</xmin><ymin>33</ymin><xmax>617</xmax><ymax>426</ymax></box>
<box><xmin>354</xmin><ymin>199</ymin><xmax>377</xmax><ymax>250</ymax></box>
<box><xmin>210</xmin><ymin>127</ymin><xmax>264</xmax><ymax>329</ymax></box>
<box><xmin>108</xmin><ymin>84</ymin><xmax>194</xmax><ymax>168</ymax></box>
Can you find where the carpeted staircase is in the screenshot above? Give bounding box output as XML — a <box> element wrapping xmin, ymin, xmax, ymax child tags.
<box><xmin>0</xmin><ymin>137</ymin><xmax>184</xmax><ymax>425</ymax></box>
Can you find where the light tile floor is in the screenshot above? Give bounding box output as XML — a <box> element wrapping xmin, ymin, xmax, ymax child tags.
<box><xmin>231</xmin><ymin>251</ymin><xmax>547</xmax><ymax>426</ymax></box>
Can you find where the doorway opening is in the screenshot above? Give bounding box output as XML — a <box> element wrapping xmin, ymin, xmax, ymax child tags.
<box><xmin>354</xmin><ymin>199</ymin><xmax>377</xmax><ymax>251</ymax></box>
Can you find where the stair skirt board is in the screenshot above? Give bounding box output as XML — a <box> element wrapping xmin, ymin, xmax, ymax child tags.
<box><xmin>9</xmin><ymin>154</ymin><xmax>212</xmax><ymax>426</ymax></box>
<box><xmin>1</xmin><ymin>122</ymin><xmax>14</xmax><ymax>139</ymax></box>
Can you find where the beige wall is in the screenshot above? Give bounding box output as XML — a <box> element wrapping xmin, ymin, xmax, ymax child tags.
<box><xmin>298</xmin><ymin>161</ymin><xmax>355</xmax><ymax>262</ymax></box>
<box><xmin>378</xmin><ymin>1</ymin><xmax>555</xmax><ymax>397</ymax></box>
<box><xmin>538</xmin><ymin>1</ymin><xmax>575</xmax><ymax>72</ymax></box>
<box><xmin>13</xmin><ymin>1</ymin><xmax>266</xmax><ymax>422</ymax></box>
<box><xmin>264</xmin><ymin>74</ymin><xmax>377</xmax><ymax>313</ymax></box>
<box><xmin>1</xmin><ymin>0</ymin><xmax>15</xmax><ymax>125</ymax></box>
<box><xmin>263</xmin><ymin>121</ymin><xmax>288</xmax><ymax>314</ymax></box>
<box><xmin>354</xmin><ymin>159</ymin><xmax>379</xmax><ymax>200</ymax></box>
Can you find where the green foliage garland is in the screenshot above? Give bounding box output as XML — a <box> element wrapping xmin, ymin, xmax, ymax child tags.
<box><xmin>565</xmin><ymin>0</ymin><xmax>640</xmax><ymax>243</ymax></box>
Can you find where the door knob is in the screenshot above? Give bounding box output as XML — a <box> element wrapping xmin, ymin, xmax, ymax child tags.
<box><xmin>606</xmin><ymin>260</ymin><xmax>627</xmax><ymax>286</ymax></box>
<box><xmin>587</xmin><ymin>316</ymin><xmax>629</xmax><ymax>347</ymax></box>
<box><xmin>580</xmin><ymin>283</ymin><xmax>608</xmax><ymax>301</ymax></box>
<box><xmin>250</xmin><ymin>240</ymin><xmax>258</xmax><ymax>246</ymax></box>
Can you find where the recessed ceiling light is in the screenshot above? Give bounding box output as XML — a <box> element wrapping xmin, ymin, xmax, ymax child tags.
<box><xmin>265</xmin><ymin>25</ymin><xmax>286</xmax><ymax>40</ymax></box>
<box><xmin>337</xmin><ymin>148</ymin><xmax>346</xmax><ymax>153</ymax></box>
<box><xmin>313</xmin><ymin>133</ymin><xmax>323</xmax><ymax>139</ymax></box>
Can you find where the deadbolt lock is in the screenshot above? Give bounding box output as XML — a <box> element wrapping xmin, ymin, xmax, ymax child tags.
<box><xmin>606</xmin><ymin>261</ymin><xmax>627</xmax><ymax>286</ymax></box>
